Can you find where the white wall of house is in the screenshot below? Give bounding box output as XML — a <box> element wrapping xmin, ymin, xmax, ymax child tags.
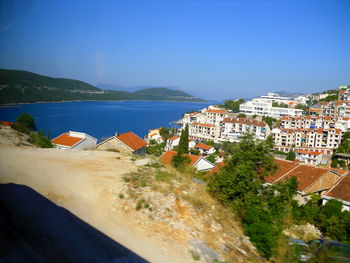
<box><xmin>71</xmin><ymin>137</ymin><xmax>97</xmax><ymax>150</ymax></box>
<box><xmin>295</xmin><ymin>152</ymin><xmax>323</xmax><ymax>165</ymax></box>
<box><xmin>239</xmin><ymin>98</ymin><xmax>303</xmax><ymax>117</ymax></box>
<box><xmin>165</xmin><ymin>137</ymin><xmax>180</xmax><ymax>151</ymax></box>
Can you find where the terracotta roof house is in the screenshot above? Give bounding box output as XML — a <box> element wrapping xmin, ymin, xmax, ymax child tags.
<box><xmin>96</xmin><ymin>131</ymin><xmax>147</xmax><ymax>155</ymax></box>
<box><xmin>194</xmin><ymin>143</ymin><xmax>216</xmax><ymax>156</ymax></box>
<box><xmin>159</xmin><ymin>150</ymin><xmax>215</xmax><ymax>172</ymax></box>
<box><xmin>265</xmin><ymin>159</ymin><xmax>343</xmax><ymax>197</ymax></box>
<box><xmin>146</xmin><ymin>128</ymin><xmax>164</xmax><ymax>144</ymax></box>
<box><xmin>51</xmin><ymin>131</ymin><xmax>97</xmax><ymax>150</ymax></box>
<box><xmin>322</xmin><ymin>174</ymin><xmax>350</xmax><ymax>211</ymax></box>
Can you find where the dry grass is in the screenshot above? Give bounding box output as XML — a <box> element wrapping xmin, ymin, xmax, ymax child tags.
<box><xmin>121</xmin><ymin>163</ymin><xmax>261</xmax><ymax>262</ymax></box>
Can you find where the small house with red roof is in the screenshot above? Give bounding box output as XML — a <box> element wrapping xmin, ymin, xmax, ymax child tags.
<box><xmin>159</xmin><ymin>150</ymin><xmax>215</xmax><ymax>172</ymax></box>
<box><xmin>51</xmin><ymin>131</ymin><xmax>97</xmax><ymax>150</ymax></box>
<box><xmin>322</xmin><ymin>173</ymin><xmax>350</xmax><ymax>211</ymax></box>
<box><xmin>96</xmin><ymin>131</ymin><xmax>147</xmax><ymax>155</ymax></box>
<box><xmin>194</xmin><ymin>143</ymin><xmax>216</xmax><ymax>156</ymax></box>
<box><xmin>146</xmin><ymin>128</ymin><xmax>164</xmax><ymax>144</ymax></box>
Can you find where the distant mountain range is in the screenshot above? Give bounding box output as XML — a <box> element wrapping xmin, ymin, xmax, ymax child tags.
<box><xmin>274</xmin><ymin>91</ymin><xmax>304</xmax><ymax>98</ymax></box>
<box><xmin>0</xmin><ymin>69</ymin><xmax>204</xmax><ymax>103</ymax></box>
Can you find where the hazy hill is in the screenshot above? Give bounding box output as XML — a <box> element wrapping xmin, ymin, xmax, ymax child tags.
<box><xmin>274</xmin><ymin>91</ymin><xmax>304</xmax><ymax>98</ymax></box>
<box><xmin>0</xmin><ymin>69</ymin><xmax>204</xmax><ymax>103</ymax></box>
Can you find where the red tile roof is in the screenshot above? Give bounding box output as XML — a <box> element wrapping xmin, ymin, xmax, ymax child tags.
<box><xmin>0</xmin><ymin>121</ymin><xmax>15</xmax><ymax>126</ymax></box>
<box><xmin>192</xmin><ymin>122</ymin><xmax>216</xmax><ymax>128</ymax></box>
<box><xmin>265</xmin><ymin>159</ymin><xmax>298</xmax><ymax>183</ymax></box>
<box><xmin>116</xmin><ymin>132</ymin><xmax>147</xmax><ymax>151</ymax></box>
<box><xmin>222</xmin><ymin>117</ymin><xmax>266</xmax><ymax>128</ymax></box>
<box><xmin>51</xmin><ymin>133</ymin><xmax>84</xmax><ymax>147</ymax></box>
<box><xmin>207</xmin><ymin>109</ymin><xmax>226</xmax><ymax>114</ymax></box>
<box><xmin>279</xmin><ymin>165</ymin><xmax>329</xmax><ymax>191</ymax></box>
<box><xmin>195</xmin><ymin>143</ymin><xmax>213</xmax><ymax>150</ymax></box>
<box><xmin>168</xmin><ymin>136</ymin><xmax>179</xmax><ymax>141</ymax></box>
<box><xmin>325</xmin><ymin>175</ymin><xmax>350</xmax><ymax>202</ymax></box>
<box><xmin>159</xmin><ymin>150</ymin><xmax>200</xmax><ymax>167</ymax></box>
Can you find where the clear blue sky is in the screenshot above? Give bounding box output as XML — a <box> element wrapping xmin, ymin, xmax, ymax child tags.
<box><xmin>0</xmin><ymin>0</ymin><xmax>349</xmax><ymax>100</ymax></box>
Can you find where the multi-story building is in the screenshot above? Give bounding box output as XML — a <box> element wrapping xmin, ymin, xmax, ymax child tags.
<box><xmin>204</xmin><ymin>108</ymin><xmax>228</xmax><ymax>125</ymax></box>
<box><xmin>280</xmin><ymin>116</ymin><xmax>350</xmax><ymax>132</ymax></box>
<box><xmin>189</xmin><ymin>122</ymin><xmax>220</xmax><ymax>142</ymax></box>
<box><xmin>273</xmin><ymin>128</ymin><xmax>342</xmax><ymax>149</ymax></box>
<box><xmin>239</xmin><ymin>99</ymin><xmax>303</xmax><ymax>117</ymax></box>
<box><xmin>220</xmin><ymin>117</ymin><xmax>270</xmax><ymax>142</ymax></box>
<box><xmin>338</xmin><ymin>86</ymin><xmax>350</xmax><ymax>101</ymax></box>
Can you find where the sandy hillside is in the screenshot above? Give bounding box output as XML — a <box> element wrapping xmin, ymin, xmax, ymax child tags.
<box><xmin>0</xmin><ymin>141</ymin><xmax>193</xmax><ymax>263</ymax></box>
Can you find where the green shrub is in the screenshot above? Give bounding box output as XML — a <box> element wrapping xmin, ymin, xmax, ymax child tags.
<box><xmin>136</xmin><ymin>200</ymin><xmax>143</xmax><ymax>210</ymax></box>
<box><xmin>206</xmin><ymin>154</ymin><xmax>216</xmax><ymax>163</ymax></box>
<box><xmin>30</xmin><ymin>131</ymin><xmax>53</xmax><ymax>148</ymax></box>
<box><xmin>285</xmin><ymin>151</ymin><xmax>296</xmax><ymax>161</ymax></box>
<box><xmin>16</xmin><ymin>113</ymin><xmax>36</xmax><ymax>132</ymax></box>
<box><xmin>190</xmin><ymin>250</ymin><xmax>200</xmax><ymax>261</ymax></box>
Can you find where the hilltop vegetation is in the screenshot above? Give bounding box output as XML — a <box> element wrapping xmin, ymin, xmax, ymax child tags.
<box><xmin>0</xmin><ymin>69</ymin><xmax>204</xmax><ymax>103</ymax></box>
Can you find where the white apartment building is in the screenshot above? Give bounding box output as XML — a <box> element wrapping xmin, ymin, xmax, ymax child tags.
<box><xmin>220</xmin><ymin>117</ymin><xmax>270</xmax><ymax>142</ymax></box>
<box><xmin>280</xmin><ymin>116</ymin><xmax>350</xmax><ymax>132</ymax></box>
<box><xmin>239</xmin><ymin>99</ymin><xmax>303</xmax><ymax>118</ymax></box>
<box><xmin>189</xmin><ymin>122</ymin><xmax>220</xmax><ymax>142</ymax></box>
<box><xmin>273</xmin><ymin>128</ymin><xmax>342</xmax><ymax>149</ymax></box>
<box><xmin>204</xmin><ymin>108</ymin><xmax>228</xmax><ymax>125</ymax></box>
<box><xmin>259</xmin><ymin>92</ymin><xmax>293</xmax><ymax>104</ymax></box>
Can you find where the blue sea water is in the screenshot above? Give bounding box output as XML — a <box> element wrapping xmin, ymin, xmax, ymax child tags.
<box><xmin>0</xmin><ymin>101</ymin><xmax>212</xmax><ymax>141</ymax></box>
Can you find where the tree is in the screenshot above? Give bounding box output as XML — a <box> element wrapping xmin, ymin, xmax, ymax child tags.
<box><xmin>17</xmin><ymin>113</ymin><xmax>36</xmax><ymax>131</ymax></box>
<box><xmin>262</xmin><ymin>116</ymin><xmax>277</xmax><ymax>129</ymax></box>
<box><xmin>272</xmin><ymin>102</ymin><xmax>288</xmax><ymax>108</ymax></box>
<box><xmin>12</xmin><ymin>113</ymin><xmax>37</xmax><ymax>134</ymax></box>
<box><xmin>295</xmin><ymin>104</ymin><xmax>309</xmax><ymax>111</ymax></box>
<box><xmin>177</xmin><ymin>124</ymin><xmax>189</xmax><ymax>154</ymax></box>
<box><xmin>208</xmin><ymin>134</ymin><xmax>276</xmax><ymax>205</ymax></box>
<box><xmin>159</xmin><ymin>126</ymin><xmax>170</xmax><ymax>140</ymax></box>
<box><xmin>285</xmin><ymin>151</ymin><xmax>296</xmax><ymax>161</ymax></box>
<box><xmin>223</xmin><ymin>99</ymin><xmax>245</xmax><ymax>112</ymax></box>
<box><xmin>172</xmin><ymin>124</ymin><xmax>190</xmax><ymax>169</ymax></box>
<box><xmin>29</xmin><ymin>131</ymin><xmax>53</xmax><ymax>148</ymax></box>
<box><xmin>237</xmin><ymin>113</ymin><xmax>246</xmax><ymax>118</ymax></box>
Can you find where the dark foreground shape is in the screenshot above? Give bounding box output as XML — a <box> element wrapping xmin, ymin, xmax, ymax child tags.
<box><xmin>0</xmin><ymin>183</ymin><xmax>148</xmax><ymax>263</ymax></box>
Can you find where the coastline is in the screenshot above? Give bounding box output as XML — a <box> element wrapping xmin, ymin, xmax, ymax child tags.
<box><xmin>0</xmin><ymin>99</ymin><xmax>208</xmax><ymax>106</ymax></box>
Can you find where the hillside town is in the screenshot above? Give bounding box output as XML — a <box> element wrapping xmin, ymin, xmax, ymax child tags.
<box><xmin>144</xmin><ymin>85</ymin><xmax>350</xmax><ymax>212</ymax></box>
<box><xmin>1</xmin><ymin>85</ymin><xmax>350</xmax><ymax>262</ymax></box>
<box><xmin>17</xmin><ymin>85</ymin><xmax>349</xmax><ymax>213</ymax></box>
